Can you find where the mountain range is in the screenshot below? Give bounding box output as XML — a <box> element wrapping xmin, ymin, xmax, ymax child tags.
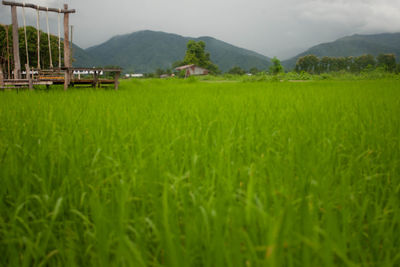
<box><xmin>282</xmin><ymin>33</ymin><xmax>400</xmax><ymax>70</ymax></box>
<box><xmin>72</xmin><ymin>31</ymin><xmax>400</xmax><ymax>73</ymax></box>
<box><xmin>74</xmin><ymin>30</ymin><xmax>271</xmax><ymax>73</ymax></box>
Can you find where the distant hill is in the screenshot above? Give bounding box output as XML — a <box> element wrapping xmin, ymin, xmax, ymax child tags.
<box><xmin>282</xmin><ymin>33</ymin><xmax>400</xmax><ymax>70</ymax></box>
<box><xmin>74</xmin><ymin>30</ymin><xmax>271</xmax><ymax>73</ymax></box>
<box><xmin>72</xmin><ymin>43</ymin><xmax>101</xmax><ymax>67</ymax></box>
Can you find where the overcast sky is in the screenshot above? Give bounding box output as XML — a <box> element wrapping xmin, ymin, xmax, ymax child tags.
<box><xmin>1</xmin><ymin>0</ymin><xmax>400</xmax><ymax>59</ymax></box>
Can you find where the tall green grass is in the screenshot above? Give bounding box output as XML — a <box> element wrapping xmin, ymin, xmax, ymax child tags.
<box><xmin>0</xmin><ymin>79</ymin><xmax>399</xmax><ymax>266</ymax></box>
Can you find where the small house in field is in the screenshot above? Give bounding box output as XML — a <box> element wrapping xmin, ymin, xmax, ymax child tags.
<box><xmin>175</xmin><ymin>64</ymin><xmax>209</xmax><ymax>77</ymax></box>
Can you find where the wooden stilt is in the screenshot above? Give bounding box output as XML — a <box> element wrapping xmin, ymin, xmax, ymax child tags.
<box><xmin>64</xmin><ymin>69</ymin><xmax>69</xmax><ymax>90</ymax></box>
<box><xmin>0</xmin><ymin>66</ymin><xmax>4</xmax><ymax>88</ymax></box>
<box><xmin>26</xmin><ymin>64</ymin><xmax>33</xmax><ymax>90</ymax></box>
<box><xmin>11</xmin><ymin>6</ymin><xmax>21</xmax><ymax>79</ymax></box>
<box><xmin>93</xmin><ymin>71</ymin><xmax>98</xmax><ymax>88</ymax></box>
<box><xmin>114</xmin><ymin>72</ymin><xmax>120</xmax><ymax>90</ymax></box>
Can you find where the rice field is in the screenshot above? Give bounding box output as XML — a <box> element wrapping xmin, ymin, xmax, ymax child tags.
<box><xmin>0</xmin><ymin>79</ymin><xmax>399</xmax><ymax>266</ymax></box>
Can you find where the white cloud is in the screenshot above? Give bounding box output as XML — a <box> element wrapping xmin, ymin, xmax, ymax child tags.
<box><xmin>296</xmin><ymin>0</ymin><xmax>400</xmax><ymax>32</ymax></box>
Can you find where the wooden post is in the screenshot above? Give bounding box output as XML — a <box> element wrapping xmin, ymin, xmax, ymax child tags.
<box><xmin>64</xmin><ymin>4</ymin><xmax>70</xmax><ymax>69</ymax></box>
<box><xmin>63</xmin><ymin>4</ymin><xmax>70</xmax><ymax>90</ymax></box>
<box><xmin>0</xmin><ymin>65</ymin><xmax>4</xmax><ymax>88</ymax></box>
<box><xmin>70</xmin><ymin>69</ymin><xmax>73</xmax><ymax>86</ymax></box>
<box><xmin>11</xmin><ymin>6</ymin><xmax>21</xmax><ymax>79</ymax></box>
<box><xmin>64</xmin><ymin>68</ymin><xmax>69</xmax><ymax>90</ymax></box>
<box><xmin>26</xmin><ymin>64</ymin><xmax>33</xmax><ymax>90</ymax></box>
<box><xmin>93</xmin><ymin>71</ymin><xmax>98</xmax><ymax>88</ymax></box>
<box><xmin>114</xmin><ymin>71</ymin><xmax>120</xmax><ymax>90</ymax></box>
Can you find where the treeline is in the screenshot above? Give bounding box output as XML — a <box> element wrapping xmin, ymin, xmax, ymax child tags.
<box><xmin>0</xmin><ymin>25</ymin><xmax>64</xmax><ymax>75</ymax></box>
<box><xmin>295</xmin><ymin>54</ymin><xmax>399</xmax><ymax>73</ymax></box>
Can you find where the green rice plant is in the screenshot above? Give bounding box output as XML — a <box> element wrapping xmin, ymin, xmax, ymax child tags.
<box><xmin>0</xmin><ymin>79</ymin><xmax>399</xmax><ymax>266</ymax></box>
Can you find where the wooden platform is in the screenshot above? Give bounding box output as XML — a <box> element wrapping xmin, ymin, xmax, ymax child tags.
<box><xmin>1</xmin><ymin>67</ymin><xmax>122</xmax><ymax>90</ymax></box>
<box><xmin>62</xmin><ymin>67</ymin><xmax>121</xmax><ymax>89</ymax></box>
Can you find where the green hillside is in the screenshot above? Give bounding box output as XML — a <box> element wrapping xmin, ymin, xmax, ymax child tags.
<box><xmin>71</xmin><ymin>43</ymin><xmax>101</xmax><ymax>68</ymax></box>
<box><xmin>77</xmin><ymin>30</ymin><xmax>271</xmax><ymax>73</ymax></box>
<box><xmin>282</xmin><ymin>33</ymin><xmax>400</xmax><ymax>70</ymax></box>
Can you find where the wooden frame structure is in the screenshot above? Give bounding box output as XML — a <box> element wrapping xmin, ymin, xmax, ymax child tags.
<box><xmin>1</xmin><ymin>1</ymin><xmax>121</xmax><ymax>90</ymax></box>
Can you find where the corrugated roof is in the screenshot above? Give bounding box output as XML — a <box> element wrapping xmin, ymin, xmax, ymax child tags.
<box><xmin>175</xmin><ymin>64</ymin><xmax>195</xmax><ymax>70</ymax></box>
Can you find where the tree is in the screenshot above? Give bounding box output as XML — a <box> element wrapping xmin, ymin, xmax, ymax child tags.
<box><xmin>172</xmin><ymin>60</ymin><xmax>185</xmax><ymax>69</ymax></box>
<box><xmin>176</xmin><ymin>40</ymin><xmax>220</xmax><ymax>74</ymax></box>
<box><xmin>354</xmin><ymin>54</ymin><xmax>375</xmax><ymax>72</ymax></box>
<box><xmin>155</xmin><ymin>68</ymin><xmax>165</xmax><ymax>77</ymax></box>
<box><xmin>269</xmin><ymin>57</ymin><xmax>284</xmax><ymax>74</ymax></box>
<box><xmin>377</xmin><ymin>54</ymin><xmax>396</xmax><ymax>72</ymax></box>
<box><xmin>345</xmin><ymin>57</ymin><xmax>355</xmax><ymax>72</ymax></box>
<box><xmin>319</xmin><ymin>57</ymin><xmax>330</xmax><ymax>73</ymax></box>
<box><xmin>228</xmin><ymin>66</ymin><xmax>245</xmax><ymax>75</ymax></box>
<box><xmin>249</xmin><ymin>67</ymin><xmax>260</xmax><ymax>75</ymax></box>
<box><xmin>295</xmin><ymin>55</ymin><xmax>319</xmax><ymax>73</ymax></box>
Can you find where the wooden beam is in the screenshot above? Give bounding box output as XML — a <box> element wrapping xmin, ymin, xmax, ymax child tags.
<box><xmin>11</xmin><ymin>5</ymin><xmax>21</xmax><ymax>79</ymax></box>
<box><xmin>4</xmin><ymin>81</ymin><xmax>52</xmax><ymax>86</ymax></box>
<box><xmin>2</xmin><ymin>1</ymin><xmax>76</xmax><ymax>13</ymax></box>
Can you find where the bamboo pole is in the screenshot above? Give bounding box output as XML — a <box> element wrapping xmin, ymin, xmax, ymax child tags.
<box><xmin>70</xmin><ymin>25</ymin><xmax>73</xmax><ymax>67</ymax></box>
<box><xmin>63</xmin><ymin>4</ymin><xmax>70</xmax><ymax>90</ymax></box>
<box><xmin>46</xmin><ymin>9</ymin><xmax>53</xmax><ymax>68</ymax></box>
<box><xmin>36</xmin><ymin>9</ymin><xmax>40</xmax><ymax>69</ymax></box>
<box><xmin>3</xmin><ymin>25</ymin><xmax>11</xmax><ymax>78</ymax></box>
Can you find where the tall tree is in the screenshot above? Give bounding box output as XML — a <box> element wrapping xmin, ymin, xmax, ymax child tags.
<box><xmin>295</xmin><ymin>55</ymin><xmax>319</xmax><ymax>73</ymax></box>
<box><xmin>354</xmin><ymin>54</ymin><xmax>376</xmax><ymax>72</ymax></box>
<box><xmin>377</xmin><ymin>54</ymin><xmax>396</xmax><ymax>72</ymax></box>
<box><xmin>228</xmin><ymin>66</ymin><xmax>245</xmax><ymax>75</ymax></box>
<box><xmin>249</xmin><ymin>67</ymin><xmax>260</xmax><ymax>75</ymax></box>
<box><xmin>269</xmin><ymin>57</ymin><xmax>284</xmax><ymax>75</ymax></box>
<box><xmin>320</xmin><ymin>57</ymin><xmax>330</xmax><ymax>72</ymax></box>
<box><xmin>178</xmin><ymin>40</ymin><xmax>220</xmax><ymax>74</ymax></box>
